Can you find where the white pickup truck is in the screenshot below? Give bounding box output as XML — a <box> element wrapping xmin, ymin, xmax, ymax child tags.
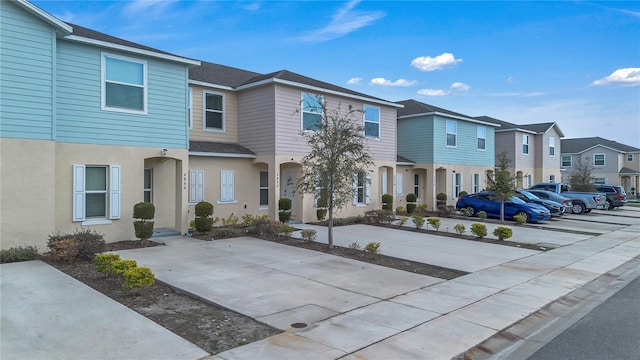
<box><xmin>528</xmin><ymin>183</ymin><xmax>607</xmax><ymax>214</ymax></box>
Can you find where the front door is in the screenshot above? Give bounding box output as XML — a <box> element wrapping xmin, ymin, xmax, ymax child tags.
<box><xmin>281</xmin><ymin>168</ymin><xmax>297</xmax><ymax>217</ymax></box>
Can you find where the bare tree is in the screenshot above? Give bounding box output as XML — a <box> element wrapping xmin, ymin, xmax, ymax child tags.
<box><xmin>569</xmin><ymin>156</ymin><xmax>596</xmax><ymax>192</ymax></box>
<box><xmin>486</xmin><ymin>152</ymin><xmax>518</xmax><ymax>221</ymax></box>
<box><xmin>296</xmin><ymin>97</ymin><xmax>373</xmax><ymax>249</ymax></box>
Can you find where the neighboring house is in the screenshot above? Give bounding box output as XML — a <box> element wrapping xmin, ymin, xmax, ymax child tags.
<box><xmin>187</xmin><ymin>64</ymin><xmax>402</xmax><ymax>223</ymax></box>
<box><xmin>476</xmin><ymin>116</ymin><xmax>564</xmax><ymax>187</ymax></box>
<box><xmin>396</xmin><ymin>100</ymin><xmax>499</xmax><ymax>210</ymax></box>
<box><xmin>560</xmin><ymin>137</ymin><xmax>640</xmax><ymax>195</ymax></box>
<box><xmin>0</xmin><ymin>0</ymin><xmax>198</xmax><ymax>249</ymax></box>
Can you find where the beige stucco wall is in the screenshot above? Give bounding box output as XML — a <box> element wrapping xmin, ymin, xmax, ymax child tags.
<box><xmin>1</xmin><ymin>138</ymin><xmax>56</xmax><ymax>250</ymax></box>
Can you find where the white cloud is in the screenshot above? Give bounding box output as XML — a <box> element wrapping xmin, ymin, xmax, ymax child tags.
<box><xmin>300</xmin><ymin>0</ymin><xmax>385</xmax><ymax>43</ymax></box>
<box><xmin>591</xmin><ymin>68</ymin><xmax>640</xmax><ymax>86</ymax></box>
<box><xmin>411</xmin><ymin>53</ymin><xmax>462</xmax><ymax>72</ymax></box>
<box><xmin>450</xmin><ymin>82</ymin><xmax>470</xmax><ymax>91</ymax></box>
<box><xmin>347</xmin><ymin>77</ymin><xmax>362</xmax><ymax>85</ymax></box>
<box><xmin>242</xmin><ymin>2</ymin><xmax>261</xmax><ymax>11</ymax></box>
<box><xmin>418</xmin><ymin>89</ymin><xmax>448</xmax><ymax>97</ymax></box>
<box><xmin>369</xmin><ymin>78</ymin><xmax>417</xmax><ymax>87</ymax></box>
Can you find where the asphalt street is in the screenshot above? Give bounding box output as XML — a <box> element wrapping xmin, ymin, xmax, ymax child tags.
<box><xmin>528</xmin><ymin>274</ymin><xmax>640</xmax><ymax>360</ymax></box>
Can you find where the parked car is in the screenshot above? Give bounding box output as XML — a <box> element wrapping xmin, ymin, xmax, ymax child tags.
<box><xmin>528</xmin><ymin>183</ymin><xmax>607</xmax><ymax>214</ymax></box>
<box><xmin>527</xmin><ymin>189</ymin><xmax>573</xmax><ymax>213</ymax></box>
<box><xmin>595</xmin><ymin>185</ymin><xmax>627</xmax><ymax>210</ymax></box>
<box><xmin>514</xmin><ymin>189</ymin><xmax>565</xmax><ymax>217</ymax></box>
<box><xmin>456</xmin><ymin>192</ymin><xmax>551</xmax><ymax>223</ymax></box>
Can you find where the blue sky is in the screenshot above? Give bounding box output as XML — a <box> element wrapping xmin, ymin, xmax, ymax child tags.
<box><xmin>34</xmin><ymin>0</ymin><xmax>640</xmax><ymax>147</ymax></box>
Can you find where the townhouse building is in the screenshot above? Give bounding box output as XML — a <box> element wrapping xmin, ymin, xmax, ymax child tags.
<box><xmin>561</xmin><ymin>137</ymin><xmax>640</xmax><ymax>195</ymax></box>
<box><xmin>395</xmin><ymin>100</ymin><xmax>499</xmax><ymax>210</ymax></box>
<box><xmin>1</xmin><ymin>0</ymin><xmax>198</xmax><ymax>249</ymax></box>
<box><xmin>475</xmin><ymin>116</ymin><xmax>564</xmax><ymax>187</ymax></box>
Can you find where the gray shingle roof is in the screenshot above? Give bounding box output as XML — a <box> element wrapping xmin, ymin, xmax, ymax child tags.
<box><xmin>189</xmin><ymin>141</ymin><xmax>255</xmax><ymax>156</ymax></box>
<box><xmin>561</xmin><ymin>137</ymin><xmax>640</xmax><ymax>154</ymax></box>
<box><xmin>397</xmin><ymin>99</ymin><xmax>475</xmax><ymax>119</ymax></box>
<box><xmin>189</xmin><ymin>61</ymin><xmax>262</xmax><ymax>87</ymax></box>
<box><xmin>475</xmin><ymin>116</ymin><xmax>562</xmax><ymax>136</ymax></box>
<box><xmin>619</xmin><ymin>167</ymin><xmax>640</xmax><ymax>175</ymax></box>
<box><xmin>397</xmin><ymin>155</ymin><xmax>415</xmax><ymax>164</ymax></box>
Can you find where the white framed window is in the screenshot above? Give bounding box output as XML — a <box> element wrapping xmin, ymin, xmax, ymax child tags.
<box><xmin>452</xmin><ymin>173</ymin><xmax>463</xmax><ymax>198</ymax></box>
<box><xmin>144</xmin><ymin>168</ymin><xmax>152</xmax><ymax>203</ymax></box>
<box><xmin>594</xmin><ymin>177</ymin><xmax>606</xmax><ymax>184</ymax></box>
<box><xmin>363</xmin><ymin>105</ymin><xmax>380</xmax><ymax>138</ymax></box>
<box><xmin>396</xmin><ymin>173</ymin><xmax>404</xmax><ymax>196</ymax></box>
<box><xmin>259</xmin><ymin>171</ymin><xmax>268</xmax><ymax>208</ymax></box>
<box><xmin>413</xmin><ymin>173</ymin><xmax>420</xmax><ymax>198</ymax></box>
<box><xmin>548</xmin><ymin>175</ymin><xmax>556</xmax><ymax>183</ymax></box>
<box><xmin>522</xmin><ymin>134</ymin><xmax>529</xmax><ymax>154</ymax></box>
<box><xmin>187</xmin><ymin>87</ymin><xmax>193</xmax><ymax>129</ymax></box>
<box><xmin>189</xmin><ymin>170</ymin><xmax>204</xmax><ymax>203</ymax></box>
<box><xmin>594</xmin><ymin>153</ymin><xmax>605</xmax><ymax>166</ymax></box>
<box><xmin>446</xmin><ymin>120</ymin><xmax>457</xmax><ymax>147</ymax></box>
<box><xmin>353</xmin><ymin>171</ymin><xmax>371</xmax><ymax>205</ymax></box>
<box><xmin>477</xmin><ymin>126</ymin><xmax>486</xmax><ymax>150</ymax></box>
<box><xmin>73</xmin><ymin>165</ymin><xmax>120</xmax><ymax>223</ymax></box>
<box><xmin>302</xmin><ymin>93</ymin><xmax>323</xmax><ymax>131</ymax></box>
<box><xmin>220</xmin><ymin>170</ymin><xmax>235</xmax><ymax>203</ymax></box>
<box><xmin>102</xmin><ymin>53</ymin><xmax>147</xmax><ymax>114</ymax></box>
<box><xmin>472</xmin><ymin>173</ymin><xmax>481</xmax><ymax>193</ymax></box>
<box><xmin>525</xmin><ymin>175</ymin><xmax>532</xmax><ymax>188</ymax></box>
<box><xmin>204</xmin><ymin>91</ymin><xmax>224</xmax><ymax>131</ymax></box>
<box><xmin>549</xmin><ymin>137</ymin><xmax>555</xmax><ymax>156</ymax></box>
<box><xmin>628</xmin><ymin>154</ymin><xmax>634</xmax><ymax>162</ymax></box>
<box><xmin>561</xmin><ymin>155</ymin><xmax>572</xmax><ymax>167</ymax></box>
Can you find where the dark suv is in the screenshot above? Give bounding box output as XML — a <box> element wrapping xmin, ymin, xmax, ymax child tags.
<box><xmin>596</xmin><ymin>185</ymin><xmax>627</xmax><ymax>210</ymax></box>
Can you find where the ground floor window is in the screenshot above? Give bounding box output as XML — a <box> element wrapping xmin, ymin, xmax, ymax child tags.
<box><xmin>144</xmin><ymin>168</ymin><xmax>152</xmax><ymax>203</ymax></box>
<box><xmin>452</xmin><ymin>173</ymin><xmax>463</xmax><ymax>198</ymax></box>
<box><xmin>354</xmin><ymin>172</ymin><xmax>371</xmax><ymax>205</ymax></box>
<box><xmin>472</xmin><ymin>173</ymin><xmax>481</xmax><ymax>193</ymax></box>
<box><xmin>548</xmin><ymin>175</ymin><xmax>556</xmax><ymax>183</ymax></box>
<box><xmin>259</xmin><ymin>171</ymin><xmax>268</xmax><ymax>207</ymax></box>
<box><xmin>413</xmin><ymin>173</ymin><xmax>420</xmax><ymax>198</ymax></box>
<box><xmin>73</xmin><ymin>164</ymin><xmax>120</xmax><ymax>222</ymax></box>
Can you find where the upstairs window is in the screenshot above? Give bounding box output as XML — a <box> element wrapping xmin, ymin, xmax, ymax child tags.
<box><xmin>187</xmin><ymin>87</ymin><xmax>193</xmax><ymax>129</ymax></box>
<box><xmin>446</xmin><ymin>120</ymin><xmax>457</xmax><ymax>147</ymax></box>
<box><xmin>363</xmin><ymin>105</ymin><xmax>380</xmax><ymax>138</ymax></box>
<box><xmin>628</xmin><ymin>154</ymin><xmax>634</xmax><ymax>162</ymax></box>
<box><xmin>522</xmin><ymin>134</ymin><xmax>529</xmax><ymax>154</ymax></box>
<box><xmin>302</xmin><ymin>93</ymin><xmax>323</xmax><ymax>131</ymax></box>
<box><xmin>561</xmin><ymin>155</ymin><xmax>572</xmax><ymax>167</ymax></box>
<box><xmin>477</xmin><ymin>126</ymin><xmax>486</xmax><ymax>150</ymax></box>
<box><xmin>594</xmin><ymin>153</ymin><xmax>605</xmax><ymax>166</ymax></box>
<box><xmin>204</xmin><ymin>92</ymin><xmax>224</xmax><ymax>131</ymax></box>
<box><xmin>549</xmin><ymin>137</ymin><xmax>555</xmax><ymax>156</ymax></box>
<box><xmin>102</xmin><ymin>53</ymin><xmax>146</xmax><ymax>113</ymax></box>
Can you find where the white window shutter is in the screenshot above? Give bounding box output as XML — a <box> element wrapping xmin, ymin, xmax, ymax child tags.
<box><xmin>189</xmin><ymin>170</ymin><xmax>197</xmax><ymax>202</ymax></box>
<box><xmin>228</xmin><ymin>171</ymin><xmax>234</xmax><ymax>200</ymax></box>
<box><xmin>110</xmin><ymin>165</ymin><xmax>121</xmax><ymax>219</ymax></box>
<box><xmin>396</xmin><ymin>173</ymin><xmax>403</xmax><ymax>196</ymax></box>
<box><xmin>365</xmin><ymin>172</ymin><xmax>371</xmax><ymax>204</ymax></box>
<box><xmin>460</xmin><ymin>174</ymin><xmax>464</xmax><ymax>195</ymax></box>
<box><xmin>221</xmin><ymin>171</ymin><xmax>234</xmax><ymax>201</ymax></box>
<box><xmin>196</xmin><ymin>171</ymin><xmax>204</xmax><ymax>202</ymax></box>
<box><xmin>73</xmin><ymin>165</ymin><xmax>85</xmax><ymax>221</ymax></box>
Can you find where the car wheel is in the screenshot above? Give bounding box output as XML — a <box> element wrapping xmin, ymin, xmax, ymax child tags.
<box><xmin>605</xmin><ymin>200</ymin><xmax>613</xmax><ymax>210</ymax></box>
<box><xmin>464</xmin><ymin>206</ymin><xmax>476</xmax><ymax>217</ymax></box>
<box><xmin>515</xmin><ymin>210</ymin><xmax>530</xmax><ymax>223</ymax></box>
<box><xmin>572</xmin><ymin>202</ymin><xmax>585</xmax><ymax>214</ymax></box>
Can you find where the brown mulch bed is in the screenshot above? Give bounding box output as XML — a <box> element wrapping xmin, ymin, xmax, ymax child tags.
<box><xmin>41</xmin><ymin>240</ymin><xmax>280</xmax><ymax>355</ymax></box>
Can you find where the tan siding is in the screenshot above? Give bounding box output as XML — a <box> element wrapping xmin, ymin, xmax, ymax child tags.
<box><xmin>237</xmin><ymin>86</ymin><xmax>276</xmax><ymax>154</ymax></box>
<box><xmin>189</xmin><ymin>86</ymin><xmax>238</xmax><ymax>143</ymax></box>
<box><xmin>494</xmin><ymin>132</ymin><xmax>516</xmax><ymax>164</ymax></box>
<box><xmin>365</xmin><ymin>105</ymin><xmax>397</xmax><ymax>161</ymax></box>
<box><xmin>515</xmin><ymin>131</ymin><xmax>535</xmax><ymax>168</ymax></box>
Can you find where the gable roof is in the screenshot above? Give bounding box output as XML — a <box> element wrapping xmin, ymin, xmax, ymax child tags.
<box><xmin>397</xmin><ymin>99</ymin><xmax>499</xmax><ymax>126</ymax></box>
<box><xmin>12</xmin><ymin>0</ymin><xmax>72</xmax><ymax>34</ymax></box>
<box><xmin>561</xmin><ymin>137</ymin><xmax>640</xmax><ymax>154</ymax></box>
<box><xmin>189</xmin><ymin>61</ymin><xmax>263</xmax><ymax>88</ymax></box>
<box><xmin>475</xmin><ymin>116</ymin><xmax>564</xmax><ymax>137</ymax></box>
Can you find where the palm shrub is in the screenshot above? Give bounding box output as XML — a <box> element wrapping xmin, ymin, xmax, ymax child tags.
<box><xmin>427</xmin><ymin>218</ymin><xmax>441</xmax><ymax>231</ymax></box>
<box><xmin>406</xmin><ymin>193</ymin><xmax>417</xmax><ymax>214</ymax></box>
<box><xmin>194</xmin><ymin>201</ymin><xmax>214</xmax><ymax>233</ymax></box>
<box><xmin>493</xmin><ymin>226</ymin><xmax>513</xmax><ymax>241</ymax></box>
<box><xmin>514</xmin><ymin>214</ymin><xmax>527</xmax><ymax>225</ymax></box>
<box><xmin>364</xmin><ymin>242</ymin><xmax>381</xmax><ymax>259</ymax></box>
<box><xmin>381</xmin><ymin>194</ymin><xmax>393</xmax><ymax>211</ymax></box>
<box><xmin>300</xmin><ymin>229</ymin><xmax>317</xmax><ymax>242</ymax></box>
<box><xmin>454</xmin><ymin>224</ymin><xmax>466</xmax><ymax>235</ymax></box>
<box><xmin>471</xmin><ymin>223</ymin><xmax>488</xmax><ymax>239</ymax></box>
<box><xmin>396</xmin><ymin>206</ymin><xmax>405</xmax><ymax>215</ymax></box>
<box><xmin>412</xmin><ymin>215</ymin><xmax>425</xmax><ymax>229</ymax></box>
<box><xmin>398</xmin><ymin>216</ymin><xmax>409</xmax><ymax>226</ymax></box>
<box><xmin>279</xmin><ymin>198</ymin><xmax>292</xmax><ymax>223</ymax></box>
<box><xmin>277</xmin><ymin>223</ymin><xmax>294</xmax><ymax>238</ymax></box>
<box><xmin>133</xmin><ymin>202</ymin><xmax>155</xmax><ymax>242</ymax></box>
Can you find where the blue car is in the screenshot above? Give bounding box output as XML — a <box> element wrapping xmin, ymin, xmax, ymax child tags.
<box><xmin>456</xmin><ymin>192</ymin><xmax>551</xmax><ymax>223</ymax></box>
<box><xmin>514</xmin><ymin>189</ymin><xmax>565</xmax><ymax>217</ymax></box>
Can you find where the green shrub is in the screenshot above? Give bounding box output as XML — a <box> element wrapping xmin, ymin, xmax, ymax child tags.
<box><xmin>365</xmin><ymin>210</ymin><xmax>395</xmax><ymax>224</ymax></box>
<box><xmin>213</xmin><ymin>227</ymin><xmax>243</xmax><ymax>238</ymax></box>
<box><xmin>471</xmin><ymin>223</ymin><xmax>488</xmax><ymax>239</ymax></box>
<box><xmin>48</xmin><ymin>229</ymin><xmax>105</xmax><ymax>259</ymax></box>
<box><xmin>458</xmin><ymin>191</ymin><xmax>468</xmax><ymax>197</ymax></box>
<box><xmin>195</xmin><ymin>201</ymin><xmax>214</xmax><ymax>217</ymax></box>
<box><xmin>398</xmin><ymin>216</ymin><xmax>409</xmax><ymax>226</ymax></box>
<box><xmin>416</xmin><ymin>204</ymin><xmax>428</xmax><ymax>212</ymax></box>
<box><xmin>49</xmin><ymin>238</ymin><xmax>79</xmax><ymax>261</ymax></box>
<box><xmin>277</xmin><ymin>224</ymin><xmax>294</xmax><ymax>237</ymax></box>
<box><xmin>478</xmin><ymin>211</ymin><xmax>488</xmax><ymax>220</ymax></box>
<box><xmin>454</xmin><ymin>224</ymin><xmax>466</xmax><ymax>235</ymax></box>
<box><xmin>300</xmin><ymin>229</ymin><xmax>317</xmax><ymax>242</ymax></box>
<box><xmin>331</xmin><ymin>215</ymin><xmax>366</xmax><ymax>226</ymax></box>
<box><xmin>133</xmin><ymin>221</ymin><xmax>154</xmax><ymax>241</ymax></box>
<box><xmin>241</xmin><ymin>214</ymin><xmax>256</xmax><ymax>227</ymax></box>
<box><xmin>381</xmin><ymin>194</ymin><xmax>393</xmax><ymax>210</ymax></box>
<box><xmin>348</xmin><ymin>242</ymin><xmax>361</xmax><ymax>250</ymax></box>
<box><xmin>221</xmin><ymin>213</ymin><xmax>239</xmax><ymax>227</ymax></box>
<box><xmin>364</xmin><ymin>242</ymin><xmax>381</xmax><ymax>259</ymax></box>
<box><xmin>406</xmin><ymin>193</ymin><xmax>417</xmax><ymax>203</ymax></box>
<box><xmin>133</xmin><ymin>202</ymin><xmax>155</xmax><ymax>220</ymax></box>
<box><xmin>93</xmin><ymin>253</ymin><xmax>121</xmax><ymax>275</ymax></box>
<box><xmin>278</xmin><ymin>211</ymin><xmax>292</xmax><ymax>223</ymax></box>
<box><xmin>396</xmin><ymin>206</ymin><xmax>405</xmax><ymax>215</ymax></box>
<box><xmin>406</xmin><ymin>203</ymin><xmax>417</xmax><ymax>214</ymax></box>
<box><xmin>514</xmin><ymin>214</ymin><xmax>527</xmax><ymax>224</ymax></box>
<box><xmin>111</xmin><ymin>259</ymin><xmax>137</xmax><ymax>276</ymax></box>
<box><xmin>427</xmin><ymin>218</ymin><xmax>441</xmax><ymax>231</ymax></box>
<box><xmin>278</xmin><ymin>198</ymin><xmax>292</xmax><ymax>211</ymax></box>
<box><xmin>194</xmin><ymin>217</ymin><xmax>214</xmax><ymax>233</ymax></box>
<box><xmin>247</xmin><ymin>216</ymin><xmax>272</xmax><ymax>234</ymax></box>
<box><xmin>436</xmin><ymin>192</ymin><xmax>447</xmax><ymax>202</ymax></box>
<box><xmin>493</xmin><ymin>226</ymin><xmax>513</xmax><ymax>241</ymax></box>
<box><xmin>123</xmin><ymin>267</ymin><xmax>155</xmax><ymax>289</ymax></box>
<box><xmin>316</xmin><ymin>208</ymin><xmax>327</xmax><ymax>221</ymax></box>
<box><xmin>0</xmin><ymin>246</ymin><xmax>38</xmax><ymax>263</ymax></box>
<box><xmin>412</xmin><ymin>216</ymin><xmax>426</xmax><ymax>229</ymax></box>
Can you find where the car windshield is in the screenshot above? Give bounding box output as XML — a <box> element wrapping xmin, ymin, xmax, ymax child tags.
<box><xmin>510</xmin><ymin>196</ymin><xmax>526</xmax><ymax>204</ymax></box>
<box><xmin>519</xmin><ymin>190</ymin><xmax>539</xmax><ymax>200</ymax></box>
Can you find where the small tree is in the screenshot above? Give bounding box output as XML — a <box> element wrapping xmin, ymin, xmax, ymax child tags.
<box><xmin>569</xmin><ymin>156</ymin><xmax>596</xmax><ymax>192</ymax></box>
<box><xmin>381</xmin><ymin>194</ymin><xmax>393</xmax><ymax>211</ymax></box>
<box><xmin>296</xmin><ymin>98</ymin><xmax>374</xmax><ymax>249</ymax></box>
<box><xmin>406</xmin><ymin>193</ymin><xmax>417</xmax><ymax>214</ymax></box>
<box><xmin>278</xmin><ymin>198</ymin><xmax>292</xmax><ymax>223</ymax></box>
<box><xmin>194</xmin><ymin>201</ymin><xmax>214</xmax><ymax>233</ymax></box>
<box><xmin>133</xmin><ymin>202</ymin><xmax>155</xmax><ymax>242</ymax></box>
<box><xmin>486</xmin><ymin>152</ymin><xmax>518</xmax><ymax>221</ymax></box>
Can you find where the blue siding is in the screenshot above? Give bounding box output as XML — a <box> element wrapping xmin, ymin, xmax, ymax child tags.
<box><xmin>55</xmin><ymin>42</ymin><xmax>189</xmax><ymax>148</ymax></box>
<box><xmin>433</xmin><ymin>116</ymin><xmax>495</xmax><ymax>166</ymax></box>
<box><xmin>397</xmin><ymin>117</ymin><xmax>434</xmax><ymax>163</ymax></box>
<box><xmin>0</xmin><ymin>1</ymin><xmax>55</xmax><ymax>140</ymax></box>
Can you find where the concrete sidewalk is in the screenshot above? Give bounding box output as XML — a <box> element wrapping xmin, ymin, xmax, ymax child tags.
<box><xmin>0</xmin><ymin>261</ymin><xmax>209</xmax><ymax>360</ymax></box>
